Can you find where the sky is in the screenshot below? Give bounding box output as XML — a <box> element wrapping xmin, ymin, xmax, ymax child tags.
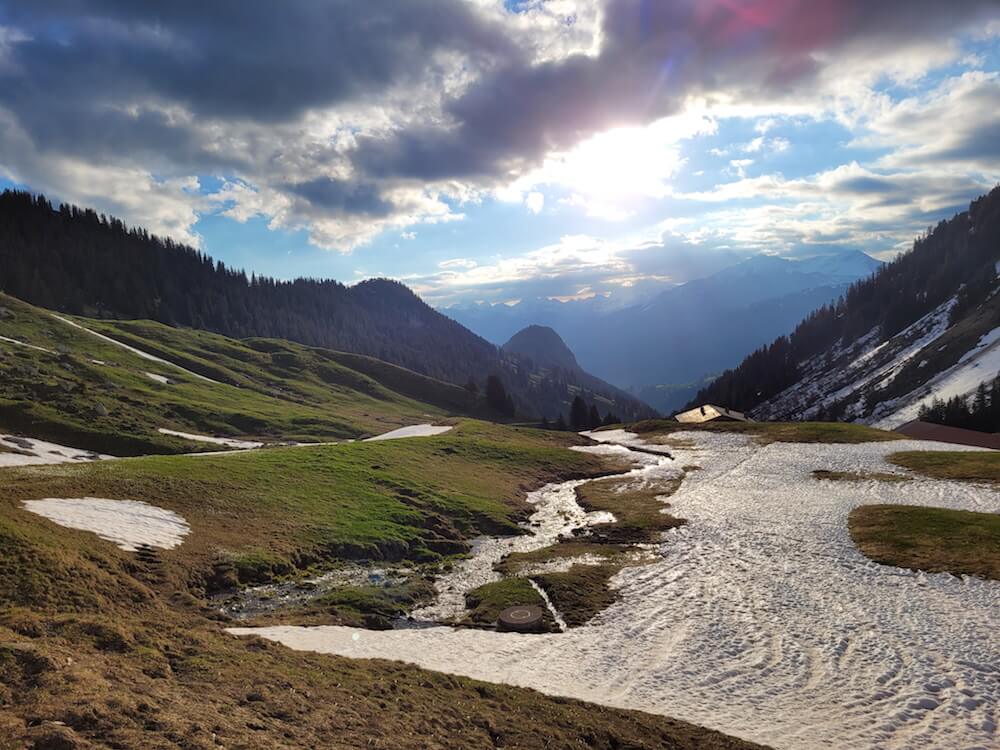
<box><xmin>0</xmin><ymin>1</ymin><xmax>998</xmax><ymax>308</ymax></box>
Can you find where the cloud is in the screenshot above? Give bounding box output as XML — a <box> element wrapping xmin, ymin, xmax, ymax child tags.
<box><xmin>0</xmin><ymin>1</ymin><xmax>996</xmax><ymax>253</ymax></box>
<box><xmin>525</xmin><ymin>191</ymin><xmax>545</xmax><ymax>214</ymax></box>
<box><xmin>409</xmin><ymin>228</ymin><xmax>747</xmax><ymax>305</ymax></box>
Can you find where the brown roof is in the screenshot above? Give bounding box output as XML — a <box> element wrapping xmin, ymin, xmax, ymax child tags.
<box><xmin>895</xmin><ymin>421</ymin><xmax>1000</xmax><ymax>450</ymax></box>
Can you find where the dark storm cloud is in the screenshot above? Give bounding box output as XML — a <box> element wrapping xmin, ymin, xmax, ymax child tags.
<box><xmin>287</xmin><ymin>178</ymin><xmax>394</xmax><ymax>217</ymax></box>
<box><xmin>352</xmin><ymin>0</ymin><xmax>999</xmax><ymax>182</ymax></box>
<box><xmin>0</xmin><ymin>0</ymin><xmax>997</xmax><ymax>248</ymax></box>
<box><xmin>1</xmin><ymin>0</ymin><xmax>512</xmax><ymax>121</ymax></box>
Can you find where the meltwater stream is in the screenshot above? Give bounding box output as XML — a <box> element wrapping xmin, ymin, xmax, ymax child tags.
<box><xmin>231</xmin><ymin>431</ymin><xmax>1000</xmax><ymax>750</ymax></box>
<box><xmin>408</xmin><ymin>441</ymin><xmax>670</xmax><ymax>624</ymax></box>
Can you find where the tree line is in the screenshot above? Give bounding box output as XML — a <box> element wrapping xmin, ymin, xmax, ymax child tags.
<box><xmin>0</xmin><ymin>190</ymin><xmax>653</xmax><ymax>423</ymax></box>
<box><xmin>918</xmin><ymin>375</ymin><xmax>1000</xmax><ymax>433</ymax></box>
<box><xmin>690</xmin><ymin>186</ymin><xmax>1000</xmax><ymax>414</ymax></box>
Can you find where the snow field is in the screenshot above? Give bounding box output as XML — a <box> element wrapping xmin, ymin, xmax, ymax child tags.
<box><xmin>230</xmin><ymin>431</ymin><xmax>999</xmax><ymax>750</ymax></box>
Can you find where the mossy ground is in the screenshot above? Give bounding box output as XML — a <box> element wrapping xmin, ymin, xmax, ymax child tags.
<box><xmin>464</xmin><ymin>578</ymin><xmax>555</xmax><ymax>630</ymax></box>
<box><xmin>0</xmin><ymin>420</ymin><xmax>766</xmax><ymax>749</ymax></box>
<box><xmin>849</xmin><ymin>505</ymin><xmax>1000</xmax><ymax>580</ymax></box>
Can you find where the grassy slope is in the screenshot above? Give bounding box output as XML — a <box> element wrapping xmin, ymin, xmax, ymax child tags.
<box><xmin>0</xmin><ymin>293</ymin><xmax>488</xmax><ymax>455</ymax></box>
<box><xmin>1</xmin><ymin>421</ymin><xmax>602</xmax><ymax>597</ymax></box>
<box><xmin>0</xmin><ymin>420</ymin><xmax>764</xmax><ymax>750</ymax></box>
<box><xmin>849</xmin><ymin>505</ymin><xmax>1000</xmax><ymax>580</ymax></box>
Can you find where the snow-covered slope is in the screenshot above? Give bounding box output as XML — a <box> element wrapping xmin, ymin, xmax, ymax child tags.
<box><xmin>752</xmin><ymin>290</ymin><xmax>1000</xmax><ymax>426</ymax></box>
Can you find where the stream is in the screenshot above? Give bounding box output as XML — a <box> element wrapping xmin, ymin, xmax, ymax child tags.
<box><xmin>407</xmin><ymin>438</ymin><xmax>674</xmax><ymax>625</ymax></box>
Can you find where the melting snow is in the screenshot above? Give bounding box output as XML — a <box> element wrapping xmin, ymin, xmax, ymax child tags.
<box><xmin>407</xmin><ymin>443</ymin><xmax>633</xmax><ymax>624</ymax></box>
<box><xmin>230</xmin><ymin>431</ymin><xmax>999</xmax><ymax>750</ymax></box>
<box><xmin>754</xmin><ymin>298</ymin><xmax>957</xmax><ymax>422</ymax></box>
<box><xmin>364</xmin><ymin>424</ymin><xmax>453</xmax><ymax>441</ymax></box>
<box><xmin>51</xmin><ymin>314</ymin><xmax>224</xmax><ymax>385</ymax></box>
<box><xmin>145</xmin><ymin>372</ymin><xmax>170</xmax><ymax>384</ymax></box>
<box><xmin>873</xmin><ymin>324</ymin><xmax>1000</xmax><ymax>428</ymax></box>
<box><xmin>0</xmin><ymin>434</ymin><xmax>110</xmax><ymax>467</ymax></box>
<box><xmin>0</xmin><ymin>334</ymin><xmax>55</xmax><ymax>354</ymax></box>
<box><xmin>22</xmin><ymin>497</ymin><xmax>189</xmax><ymax>551</ymax></box>
<box><xmin>157</xmin><ymin>428</ymin><xmax>264</xmax><ymax>449</ymax></box>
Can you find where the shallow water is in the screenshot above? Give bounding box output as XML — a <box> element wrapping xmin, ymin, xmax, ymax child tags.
<box><xmin>230</xmin><ymin>432</ymin><xmax>1000</xmax><ymax>750</ymax></box>
<box><xmin>407</xmin><ymin>443</ymin><xmax>668</xmax><ymax>624</ymax></box>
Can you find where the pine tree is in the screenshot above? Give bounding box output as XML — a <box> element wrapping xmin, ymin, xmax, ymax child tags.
<box><xmin>588</xmin><ymin>404</ymin><xmax>601</xmax><ymax>429</ymax></box>
<box><xmin>570</xmin><ymin>396</ymin><xmax>589</xmax><ymax>431</ymax></box>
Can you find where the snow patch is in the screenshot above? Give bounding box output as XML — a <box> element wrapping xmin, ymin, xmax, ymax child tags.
<box><xmin>22</xmin><ymin>497</ymin><xmax>189</xmax><ymax>551</ymax></box>
<box><xmin>364</xmin><ymin>424</ymin><xmax>453</xmax><ymax>441</ymax></box>
<box><xmin>157</xmin><ymin>428</ymin><xmax>263</xmax><ymax>449</ymax></box>
<box><xmin>0</xmin><ymin>434</ymin><xmax>110</xmax><ymax>467</ymax></box>
<box><xmin>0</xmin><ymin>334</ymin><xmax>54</xmax><ymax>354</ymax></box>
<box><xmin>51</xmin><ymin>315</ymin><xmax>224</xmax><ymax>385</ymax></box>
<box><xmin>873</xmin><ymin>324</ymin><xmax>1000</xmax><ymax>428</ymax></box>
<box><xmin>145</xmin><ymin>372</ymin><xmax>170</xmax><ymax>384</ymax></box>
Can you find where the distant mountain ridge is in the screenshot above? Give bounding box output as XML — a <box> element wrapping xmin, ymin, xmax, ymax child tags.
<box><xmin>0</xmin><ymin>190</ymin><xmax>653</xmax><ymax>423</ymax></box>
<box><xmin>449</xmin><ymin>250</ymin><xmax>882</xmax><ymax>413</ymax></box>
<box><xmin>499</xmin><ymin>325</ymin><xmax>650</xmax><ymax>421</ymax></box>
<box><xmin>691</xmin><ymin>187</ymin><xmax>1000</xmax><ymax>427</ymax></box>
<box><xmin>502</xmin><ymin>325</ymin><xmax>580</xmax><ymax>371</ymax></box>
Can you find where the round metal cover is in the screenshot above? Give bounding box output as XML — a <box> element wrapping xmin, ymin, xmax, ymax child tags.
<box><xmin>498</xmin><ymin>605</ymin><xmax>544</xmax><ymax>632</ymax></box>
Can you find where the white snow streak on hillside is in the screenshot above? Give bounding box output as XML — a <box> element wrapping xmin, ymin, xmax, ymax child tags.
<box><xmin>0</xmin><ymin>334</ymin><xmax>55</xmax><ymax>354</ymax></box>
<box><xmin>0</xmin><ymin>434</ymin><xmax>110</xmax><ymax>467</ymax></box>
<box><xmin>363</xmin><ymin>424</ymin><xmax>453</xmax><ymax>441</ymax></box>
<box><xmin>51</xmin><ymin>314</ymin><xmax>224</xmax><ymax>385</ymax></box>
<box><xmin>157</xmin><ymin>428</ymin><xmax>264</xmax><ymax>449</ymax></box>
<box><xmin>23</xmin><ymin>497</ymin><xmax>189</xmax><ymax>551</ymax></box>
<box><xmin>753</xmin><ymin>298</ymin><xmax>956</xmax><ymax>421</ymax></box>
<box><xmin>145</xmin><ymin>372</ymin><xmax>170</xmax><ymax>384</ymax></box>
<box><xmin>230</xmin><ymin>432</ymin><xmax>999</xmax><ymax>750</ymax></box>
<box><xmin>873</xmin><ymin>324</ymin><xmax>1000</xmax><ymax>428</ymax></box>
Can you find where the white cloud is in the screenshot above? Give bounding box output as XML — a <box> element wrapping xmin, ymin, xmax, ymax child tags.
<box><xmin>524</xmin><ymin>191</ymin><xmax>545</xmax><ymax>214</ymax></box>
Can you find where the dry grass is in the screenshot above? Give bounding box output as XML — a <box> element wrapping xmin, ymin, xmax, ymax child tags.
<box><xmin>812</xmin><ymin>469</ymin><xmax>911</xmax><ymax>482</ymax></box>
<box><xmin>533</xmin><ymin>564</ymin><xmax>623</xmax><ymax>628</ymax></box>
<box><xmin>849</xmin><ymin>504</ymin><xmax>1000</xmax><ymax>580</ymax></box>
<box><xmin>888</xmin><ymin>450</ymin><xmax>1000</xmax><ymax>485</ymax></box>
<box><xmin>575</xmin><ymin>474</ymin><xmax>686</xmax><ymax>544</ymax></box>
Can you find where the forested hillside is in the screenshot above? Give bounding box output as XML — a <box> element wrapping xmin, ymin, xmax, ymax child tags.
<box><xmin>0</xmin><ymin>190</ymin><xmax>653</xmax><ymax>423</ymax></box>
<box><xmin>691</xmin><ymin>187</ymin><xmax>1000</xmax><ymax>418</ymax></box>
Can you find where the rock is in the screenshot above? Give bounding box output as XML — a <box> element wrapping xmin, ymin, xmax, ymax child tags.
<box><xmin>93</xmin><ymin>402</ymin><xmax>108</xmax><ymax>417</ymax></box>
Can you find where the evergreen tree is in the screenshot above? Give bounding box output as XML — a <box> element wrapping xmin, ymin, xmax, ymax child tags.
<box><xmin>554</xmin><ymin>414</ymin><xmax>568</xmax><ymax>431</ymax></box>
<box><xmin>485</xmin><ymin>375</ymin><xmax>508</xmax><ymax>414</ymax></box>
<box><xmin>570</xmin><ymin>396</ymin><xmax>589</xmax><ymax>431</ymax></box>
<box><xmin>588</xmin><ymin>404</ymin><xmax>601</xmax><ymax>429</ymax></box>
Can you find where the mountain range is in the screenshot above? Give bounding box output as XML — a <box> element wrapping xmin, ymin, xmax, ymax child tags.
<box><xmin>448</xmin><ymin>251</ymin><xmax>883</xmax><ymax>413</ymax></box>
<box><xmin>0</xmin><ymin>190</ymin><xmax>652</xmax><ymax>424</ymax></box>
<box><xmin>693</xmin><ymin>187</ymin><xmax>1000</xmax><ymax>428</ymax></box>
